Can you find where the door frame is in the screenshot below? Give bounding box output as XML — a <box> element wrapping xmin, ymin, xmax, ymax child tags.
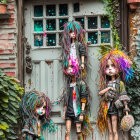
<box><xmin>17</xmin><ymin>0</ymin><xmax>129</xmax><ymax>85</ymax></box>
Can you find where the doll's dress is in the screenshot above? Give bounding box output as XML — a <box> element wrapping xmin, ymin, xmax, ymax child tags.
<box><xmin>107</xmin><ymin>80</ymin><xmax>118</xmax><ymax>116</ymax></box>
<box><xmin>65</xmin><ymin>82</ymin><xmax>81</xmax><ymax>123</ymax></box>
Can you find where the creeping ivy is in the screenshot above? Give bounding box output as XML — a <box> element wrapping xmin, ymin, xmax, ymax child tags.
<box><xmin>0</xmin><ymin>69</ymin><xmax>24</xmax><ymax>140</ymax></box>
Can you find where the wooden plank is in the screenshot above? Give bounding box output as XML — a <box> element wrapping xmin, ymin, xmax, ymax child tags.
<box><xmin>17</xmin><ymin>0</ymin><xmax>24</xmax><ymax>85</ymax></box>
<box><xmin>120</xmin><ymin>0</ymin><xmax>129</xmax><ymax>51</ymax></box>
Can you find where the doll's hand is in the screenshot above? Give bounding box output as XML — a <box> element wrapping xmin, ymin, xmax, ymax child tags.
<box><xmin>81</xmin><ymin>63</ymin><xmax>84</xmax><ymax>70</ymax></box>
<box><xmin>109</xmin><ymin>87</ymin><xmax>116</xmax><ymax>92</ymax></box>
<box><xmin>63</xmin><ymin>112</ymin><xmax>65</xmax><ymax>120</ymax></box>
<box><xmin>79</xmin><ymin>114</ymin><xmax>84</xmax><ymax>122</ymax></box>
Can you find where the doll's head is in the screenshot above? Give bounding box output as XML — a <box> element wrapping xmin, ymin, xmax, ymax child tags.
<box><xmin>99</xmin><ymin>49</ymin><xmax>133</xmax><ymax>88</ymax></box>
<box><xmin>20</xmin><ymin>91</ymin><xmax>51</xmax><ymax>125</ymax></box>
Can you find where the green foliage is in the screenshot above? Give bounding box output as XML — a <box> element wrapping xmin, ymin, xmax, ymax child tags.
<box><xmin>126</xmin><ymin>30</ymin><xmax>140</xmax><ymax>140</ymax></box>
<box><xmin>101</xmin><ymin>0</ymin><xmax>122</xmax><ymax>49</ymax></box>
<box><xmin>0</xmin><ymin>69</ymin><xmax>24</xmax><ymax>140</ymax></box>
<box><xmin>0</xmin><ymin>0</ymin><xmax>7</xmax><ymax>4</ymax></box>
<box><xmin>126</xmin><ymin>66</ymin><xmax>140</xmax><ymax>140</ymax></box>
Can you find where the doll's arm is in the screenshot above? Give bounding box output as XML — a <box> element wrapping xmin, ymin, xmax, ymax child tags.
<box><xmin>119</xmin><ymin>81</ymin><xmax>130</xmax><ymax>115</ymax></box>
<box><xmin>81</xmin><ymin>56</ymin><xmax>85</xmax><ymax>69</ymax></box>
<box><xmin>99</xmin><ymin>87</ymin><xmax>114</xmax><ymax>96</ymax></box>
<box><xmin>63</xmin><ymin>106</ymin><xmax>67</xmax><ymax>120</ymax></box>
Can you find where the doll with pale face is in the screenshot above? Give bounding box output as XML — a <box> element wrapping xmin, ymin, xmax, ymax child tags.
<box><xmin>62</xmin><ymin>21</ymin><xmax>86</xmax><ymax>77</ymax></box>
<box><xmin>97</xmin><ymin>49</ymin><xmax>133</xmax><ymax>140</ymax></box>
<box><xmin>20</xmin><ymin>91</ymin><xmax>56</xmax><ymax>140</ymax></box>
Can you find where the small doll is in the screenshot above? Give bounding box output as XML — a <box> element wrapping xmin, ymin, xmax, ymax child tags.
<box><xmin>20</xmin><ymin>91</ymin><xmax>57</xmax><ymax>140</ymax></box>
<box><xmin>61</xmin><ymin>21</ymin><xmax>91</xmax><ymax>140</ymax></box>
<box><xmin>62</xmin><ymin>21</ymin><xmax>86</xmax><ymax>77</ymax></box>
<box><xmin>97</xmin><ymin>49</ymin><xmax>133</xmax><ymax>139</ymax></box>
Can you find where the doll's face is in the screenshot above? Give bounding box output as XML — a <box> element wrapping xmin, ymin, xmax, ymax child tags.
<box><xmin>105</xmin><ymin>59</ymin><xmax>119</xmax><ymax>76</ymax></box>
<box><xmin>35</xmin><ymin>102</ymin><xmax>46</xmax><ymax>116</ymax></box>
<box><xmin>69</xmin><ymin>31</ymin><xmax>76</xmax><ymax>39</ymax></box>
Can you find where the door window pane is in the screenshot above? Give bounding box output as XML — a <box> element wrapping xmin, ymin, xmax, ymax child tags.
<box><xmin>101</xmin><ymin>31</ymin><xmax>110</xmax><ymax>43</ymax></box>
<box><xmin>75</xmin><ymin>18</ymin><xmax>84</xmax><ymax>29</ymax></box>
<box><xmin>46</xmin><ymin>5</ymin><xmax>56</xmax><ymax>16</ymax></box>
<box><xmin>59</xmin><ymin>4</ymin><xmax>68</xmax><ymax>16</ymax></box>
<box><xmin>46</xmin><ymin>34</ymin><xmax>56</xmax><ymax>46</ymax></box>
<box><xmin>88</xmin><ymin>32</ymin><xmax>98</xmax><ymax>44</ymax></box>
<box><xmin>46</xmin><ymin>19</ymin><xmax>56</xmax><ymax>31</ymax></box>
<box><xmin>88</xmin><ymin>17</ymin><xmax>97</xmax><ymax>29</ymax></box>
<box><xmin>59</xmin><ymin>19</ymin><xmax>68</xmax><ymax>30</ymax></box>
<box><xmin>73</xmin><ymin>3</ymin><xmax>79</xmax><ymax>12</ymax></box>
<box><xmin>34</xmin><ymin>34</ymin><xmax>43</xmax><ymax>46</ymax></box>
<box><xmin>101</xmin><ymin>16</ymin><xmax>110</xmax><ymax>28</ymax></box>
<box><xmin>34</xmin><ymin>20</ymin><xmax>43</xmax><ymax>32</ymax></box>
<box><xmin>34</xmin><ymin>5</ymin><xmax>43</xmax><ymax>17</ymax></box>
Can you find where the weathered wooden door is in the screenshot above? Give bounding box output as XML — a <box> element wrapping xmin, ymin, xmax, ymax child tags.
<box><xmin>24</xmin><ymin>0</ymin><xmax>129</xmax><ymax>139</ymax></box>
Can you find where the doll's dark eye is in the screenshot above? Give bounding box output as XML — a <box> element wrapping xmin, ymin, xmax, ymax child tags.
<box><xmin>111</xmin><ymin>64</ymin><xmax>115</xmax><ymax>67</ymax></box>
<box><xmin>106</xmin><ymin>65</ymin><xmax>109</xmax><ymax>68</ymax></box>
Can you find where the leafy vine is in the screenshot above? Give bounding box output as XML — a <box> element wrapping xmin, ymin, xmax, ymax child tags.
<box><xmin>0</xmin><ymin>69</ymin><xmax>24</xmax><ymax>140</ymax></box>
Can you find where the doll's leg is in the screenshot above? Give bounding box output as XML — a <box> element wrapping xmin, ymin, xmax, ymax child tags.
<box><xmin>107</xmin><ymin>116</ymin><xmax>113</xmax><ymax>140</ymax></box>
<box><xmin>76</xmin><ymin>123</ymin><xmax>83</xmax><ymax>140</ymax></box>
<box><xmin>111</xmin><ymin>115</ymin><xmax>118</xmax><ymax>140</ymax></box>
<box><xmin>65</xmin><ymin>120</ymin><xmax>72</xmax><ymax>140</ymax></box>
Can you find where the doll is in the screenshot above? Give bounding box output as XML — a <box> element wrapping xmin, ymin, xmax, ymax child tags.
<box><xmin>62</xmin><ymin>21</ymin><xmax>86</xmax><ymax>77</ymax></box>
<box><xmin>97</xmin><ymin>49</ymin><xmax>133</xmax><ymax>140</ymax></box>
<box><xmin>20</xmin><ymin>91</ymin><xmax>57</xmax><ymax>140</ymax></box>
<box><xmin>61</xmin><ymin>21</ymin><xmax>91</xmax><ymax>140</ymax></box>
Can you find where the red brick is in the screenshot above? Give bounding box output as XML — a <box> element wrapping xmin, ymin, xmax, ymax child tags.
<box><xmin>0</xmin><ymin>50</ymin><xmax>4</xmax><ymax>54</ymax></box>
<box><xmin>0</xmin><ymin>33</ymin><xmax>14</xmax><ymax>39</ymax></box>
<box><xmin>10</xmin><ymin>13</ymin><xmax>15</xmax><ymax>18</ymax></box>
<box><xmin>7</xmin><ymin>18</ymin><xmax>15</xmax><ymax>23</ymax></box>
<box><xmin>7</xmin><ymin>4</ymin><xmax>15</xmax><ymax>10</ymax></box>
<box><xmin>10</xmin><ymin>63</ymin><xmax>15</xmax><ymax>67</ymax></box>
<box><xmin>5</xmin><ymin>72</ymin><xmax>15</xmax><ymax>77</ymax></box>
<box><xmin>0</xmin><ymin>63</ymin><xmax>9</xmax><ymax>68</ymax></box>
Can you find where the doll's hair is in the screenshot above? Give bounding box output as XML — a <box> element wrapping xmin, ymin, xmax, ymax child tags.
<box><xmin>62</xmin><ymin>21</ymin><xmax>86</xmax><ymax>49</ymax></box>
<box><xmin>99</xmin><ymin>49</ymin><xmax>133</xmax><ymax>89</ymax></box>
<box><xmin>20</xmin><ymin>90</ymin><xmax>51</xmax><ymax>126</ymax></box>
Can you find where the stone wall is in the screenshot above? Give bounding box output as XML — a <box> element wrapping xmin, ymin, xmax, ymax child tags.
<box><xmin>129</xmin><ymin>6</ymin><xmax>140</xmax><ymax>58</ymax></box>
<box><xmin>0</xmin><ymin>0</ymin><xmax>17</xmax><ymax>77</ymax></box>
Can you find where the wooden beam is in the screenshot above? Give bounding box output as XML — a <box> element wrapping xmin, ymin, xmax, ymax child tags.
<box><xmin>120</xmin><ymin>0</ymin><xmax>129</xmax><ymax>51</ymax></box>
<box><xmin>17</xmin><ymin>0</ymin><xmax>24</xmax><ymax>85</ymax></box>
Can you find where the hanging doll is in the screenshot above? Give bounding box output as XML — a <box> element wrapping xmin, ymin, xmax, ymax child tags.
<box><xmin>61</xmin><ymin>21</ymin><xmax>91</xmax><ymax>140</ymax></box>
<box><xmin>62</xmin><ymin>21</ymin><xmax>86</xmax><ymax>77</ymax></box>
<box><xmin>97</xmin><ymin>49</ymin><xmax>133</xmax><ymax>140</ymax></box>
<box><xmin>20</xmin><ymin>91</ymin><xmax>57</xmax><ymax>140</ymax></box>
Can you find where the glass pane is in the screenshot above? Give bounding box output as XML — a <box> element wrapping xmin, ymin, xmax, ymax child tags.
<box><xmin>34</xmin><ymin>5</ymin><xmax>43</xmax><ymax>17</ymax></box>
<box><xmin>59</xmin><ymin>33</ymin><xmax>62</xmax><ymax>43</ymax></box>
<box><xmin>101</xmin><ymin>31</ymin><xmax>110</xmax><ymax>43</ymax></box>
<box><xmin>73</xmin><ymin>3</ymin><xmax>79</xmax><ymax>12</ymax></box>
<box><xmin>34</xmin><ymin>20</ymin><xmax>43</xmax><ymax>32</ymax></box>
<box><xmin>59</xmin><ymin>4</ymin><xmax>68</xmax><ymax>16</ymax></box>
<box><xmin>46</xmin><ymin>5</ymin><xmax>56</xmax><ymax>16</ymax></box>
<box><xmin>101</xmin><ymin>16</ymin><xmax>110</xmax><ymax>28</ymax></box>
<box><xmin>59</xmin><ymin>19</ymin><xmax>68</xmax><ymax>30</ymax></box>
<box><xmin>46</xmin><ymin>19</ymin><xmax>56</xmax><ymax>31</ymax></box>
<box><xmin>34</xmin><ymin>34</ymin><xmax>43</xmax><ymax>46</ymax></box>
<box><xmin>75</xmin><ymin>18</ymin><xmax>84</xmax><ymax>29</ymax></box>
<box><xmin>88</xmin><ymin>17</ymin><xmax>97</xmax><ymax>29</ymax></box>
<box><xmin>88</xmin><ymin>32</ymin><xmax>98</xmax><ymax>44</ymax></box>
<box><xmin>46</xmin><ymin>34</ymin><xmax>56</xmax><ymax>46</ymax></box>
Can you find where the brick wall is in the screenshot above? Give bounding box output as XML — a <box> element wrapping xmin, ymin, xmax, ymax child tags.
<box><xmin>129</xmin><ymin>6</ymin><xmax>140</xmax><ymax>58</ymax></box>
<box><xmin>0</xmin><ymin>0</ymin><xmax>17</xmax><ymax>77</ymax></box>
